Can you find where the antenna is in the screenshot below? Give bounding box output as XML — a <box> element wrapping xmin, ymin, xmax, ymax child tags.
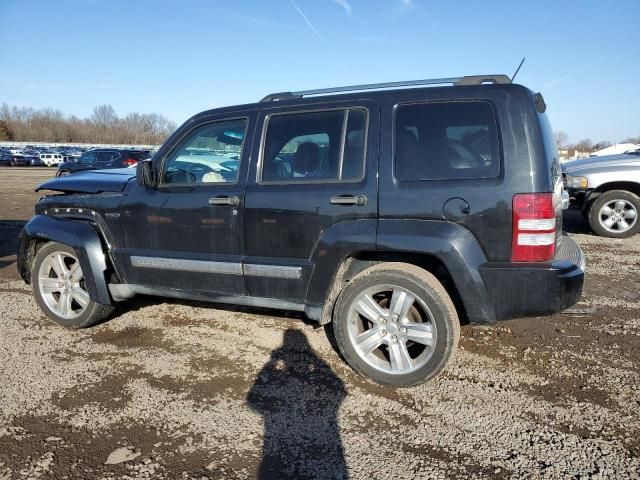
<box><xmin>511</xmin><ymin>57</ymin><xmax>526</xmax><ymax>82</ymax></box>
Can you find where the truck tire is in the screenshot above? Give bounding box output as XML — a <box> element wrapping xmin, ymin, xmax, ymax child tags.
<box><xmin>588</xmin><ymin>190</ymin><xmax>640</xmax><ymax>238</ymax></box>
<box><xmin>332</xmin><ymin>262</ymin><xmax>460</xmax><ymax>387</ymax></box>
<box><xmin>32</xmin><ymin>242</ymin><xmax>114</xmax><ymax>328</ymax></box>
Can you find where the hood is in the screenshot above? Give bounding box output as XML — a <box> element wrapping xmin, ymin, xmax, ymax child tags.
<box><xmin>564</xmin><ymin>153</ymin><xmax>640</xmax><ymax>173</ymax></box>
<box><xmin>36</xmin><ymin>168</ymin><xmax>136</xmax><ymax>193</ymax></box>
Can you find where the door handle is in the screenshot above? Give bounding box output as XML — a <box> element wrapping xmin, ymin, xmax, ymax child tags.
<box><xmin>330</xmin><ymin>195</ymin><xmax>367</xmax><ymax>206</ymax></box>
<box><xmin>208</xmin><ymin>195</ymin><xmax>240</xmax><ymax>206</ymax></box>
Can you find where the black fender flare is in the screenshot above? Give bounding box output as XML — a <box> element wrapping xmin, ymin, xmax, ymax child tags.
<box><xmin>17</xmin><ymin>215</ymin><xmax>113</xmax><ymax>305</ymax></box>
<box><xmin>307</xmin><ymin>218</ymin><xmax>496</xmax><ymax>325</ymax></box>
<box><xmin>375</xmin><ymin>219</ymin><xmax>495</xmax><ymax>324</ymax></box>
<box><xmin>304</xmin><ymin>219</ymin><xmax>377</xmax><ymax>314</ymax></box>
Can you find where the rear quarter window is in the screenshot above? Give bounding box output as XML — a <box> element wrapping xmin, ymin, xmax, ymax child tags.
<box><xmin>130</xmin><ymin>151</ymin><xmax>151</xmax><ymax>161</ymax></box>
<box><xmin>394</xmin><ymin>100</ymin><xmax>501</xmax><ymax>181</ymax></box>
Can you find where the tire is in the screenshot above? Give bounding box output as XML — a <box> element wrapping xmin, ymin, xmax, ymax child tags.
<box><xmin>32</xmin><ymin>242</ymin><xmax>114</xmax><ymax>328</ymax></box>
<box><xmin>56</xmin><ymin>170</ymin><xmax>69</xmax><ymax>177</ymax></box>
<box><xmin>588</xmin><ymin>190</ymin><xmax>640</xmax><ymax>238</ymax></box>
<box><xmin>332</xmin><ymin>262</ymin><xmax>460</xmax><ymax>387</ymax></box>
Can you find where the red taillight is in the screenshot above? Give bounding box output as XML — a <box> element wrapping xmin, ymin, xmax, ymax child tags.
<box><xmin>123</xmin><ymin>158</ymin><xmax>138</xmax><ymax>167</ymax></box>
<box><xmin>511</xmin><ymin>193</ymin><xmax>556</xmax><ymax>262</ymax></box>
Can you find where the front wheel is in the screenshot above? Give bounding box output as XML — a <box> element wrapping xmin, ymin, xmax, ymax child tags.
<box><xmin>56</xmin><ymin>170</ymin><xmax>70</xmax><ymax>177</ymax></box>
<box><xmin>588</xmin><ymin>190</ymin><xmax>640</xmax><ymax>238</ymax></box>
<box><xmin>332</xmin><ymin>262</ymin><xmax>460</xmax><ymax>387</ymax></box>
<box><xmin>32</xmin><ymin>242</ymin><xmax>114</xmax><ymax>328</ymax></box>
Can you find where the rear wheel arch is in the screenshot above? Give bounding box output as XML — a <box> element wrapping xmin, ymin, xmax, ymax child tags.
<box><xmin>319</xmin><ymin>251</ymin><xmax>467</xmax><ymax>326</ymax></box>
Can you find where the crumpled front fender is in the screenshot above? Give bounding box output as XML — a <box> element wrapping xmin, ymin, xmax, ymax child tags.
<box><xmin>17</xmin><ymin>215</ymin><xmax>113</xmax><ymax>305</ymax></box>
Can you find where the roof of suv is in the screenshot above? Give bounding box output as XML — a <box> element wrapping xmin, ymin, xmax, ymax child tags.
<box><xmin>185</xmin><ymin>74</ymin><xmax>535</xmax><ymax>122</ymax></box>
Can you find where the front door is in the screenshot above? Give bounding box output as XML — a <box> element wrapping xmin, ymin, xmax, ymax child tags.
<box><xmin>243</xmin><ymin>103</ymin><xmax>379</xmax><ymax>302</ymax></box>
<box><xmin>116</xmin><ymin>114</ymin><xmax>255</xmax><ymax>295</ymax></box>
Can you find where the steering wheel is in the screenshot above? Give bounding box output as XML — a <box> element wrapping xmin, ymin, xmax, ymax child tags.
<box><xmin>185</xmin><ymin>162</ymin><xmax>214</xmax><ymax>182</ymax></box>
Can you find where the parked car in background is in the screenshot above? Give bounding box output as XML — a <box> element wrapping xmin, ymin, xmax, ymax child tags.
<box><xmin>27</xmin><ymin>156</ymin><xmax>44</xmax><ymax>167</ymax></box>
<box><xmin>6</xmin><ymin>154</ymin><xmax>32</xmax><ymax>166</ymax></box>
<box><xmin>19</xmin><ymin>73</ymin><xmax>585</xmax><ymax>387</ymax></box>
<box><xmin>55</xmin><ymin>149</ymin><xmax>151</xmax><ymax>177</ymax></box>
<box><xmin>564</xmin><ymin>152</ymin><xmax>640</xmax><ymax>237</ymax></box>
<box><xmin>40</xmin><ymin>153</ymin><xmax>64</xmax><ymax>167</ymax></box>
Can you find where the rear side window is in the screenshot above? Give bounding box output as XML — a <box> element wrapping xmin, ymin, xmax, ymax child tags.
<box><xmin>260</xmin><ymin>108</ymin><xmax>367</xmax><ymax>183</ymax></box>
<box><xmin>129</xmin><ymin>151</ymin><xmax>151</xmax><ymax>161</ymax></box>
<box><xmin>395</xmin><ymin>101</ymin><xmax>500</xmax><ymax>181</ymax></box>
<box><xmin>97</xmin><ymin>151</ymin><xmax>120</xmax><ymax>163</ymax></box>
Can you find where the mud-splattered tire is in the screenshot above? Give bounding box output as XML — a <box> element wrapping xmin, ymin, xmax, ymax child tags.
<box><xmin>332</xmin><ymin>262</ymin><xmax>460</xmax><ymax>387</ymax></box>
<box><xmin>32</xmin><ymin>242</ymin><xmax>114</xmax><ymax>328</ymax></box>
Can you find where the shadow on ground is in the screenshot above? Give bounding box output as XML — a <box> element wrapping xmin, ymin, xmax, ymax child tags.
<box><xmin>0</xmin><ymin>220</ymin><xmax>26</xmax><ymax>273</ymax></box>
<box><xmin>247</xmin><ymin>329</ymin><xmax>349</xmax><ymax>480</ymax></box>
<box><xmin>0</xmin><ymin>220</ymin><xmax>26</xmax><ymax>257</ymax></box>
<box><xmin>562</xmin><ymin>209</ymin><xmax>592</xmax><ymax>235</ymax></box>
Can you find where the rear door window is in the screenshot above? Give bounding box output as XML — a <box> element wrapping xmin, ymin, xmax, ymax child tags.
<box><xmin>97</xmin><ymin>151</ymin><xmax>120</xmax><ymax>164</ymax></box>
<box><xmin>395</xmin><ymin>101</ymin><xmax>500</xmax><ymax>181</ymax></box>
<box><xmin>129</xmin><ymin>151</ymin><xmax>151</xmax><ymax>161</ymax></box>
<box><xmin>260</xmin><ymin>108</ymin><xmax>367</xmax><ymax>183</ymax></box>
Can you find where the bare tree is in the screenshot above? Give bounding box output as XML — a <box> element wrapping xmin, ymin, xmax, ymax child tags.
<box><xmin>0</xmin><ymin>103</ymin><xmax>176</xmax><ymax>145</ymax></box>
<box><xmin>593</xmin><ymin>141</ymin><xmax>612</xmax><ymax>151</ymax></box>
<box><xmin>91</xmin><ymin>105</ymin><xmax>118</xmax><ymax>128</ymax></box>
<box><xmin>0</xmin><ymin>120</ymin><xmax>13</xmax><ymax>140</ymax></box>
<box><xmin>554</xmin><ymin>131</ymin><xmax>569</xmax><ymax>149</ymax></box>
<box><xmin>575</xmin><ymin>139</ymin><xmax>593</xmax><ymax>152</ymax></box>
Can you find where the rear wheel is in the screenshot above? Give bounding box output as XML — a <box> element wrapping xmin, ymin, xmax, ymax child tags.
<box><xmin>57</xmin><ymin>170</ymin><xmax>70</xmax><ymax>177</ymax></box>
<box><xmin>332</xmin><ymin>262</ymin><xmax>460</xmax><ymax>387</ymax></box>
<box><xmin>588</xmin><ymin>190</ymin><xmax>640</xmax><ymax>238</ymax></box>
<box><xmin>32</xmin><ymin>242</ymin><xmax>114</xmax><ymax>328</ymax></box>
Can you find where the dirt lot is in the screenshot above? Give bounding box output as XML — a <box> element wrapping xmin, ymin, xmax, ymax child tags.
<box><xmin>0</xmin><ymin>167</ymin><xmax>639</xmax><ymax>479</ymax></box>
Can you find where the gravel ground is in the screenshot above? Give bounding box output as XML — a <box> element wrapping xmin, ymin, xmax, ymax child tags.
<box><xmin>0</xmin><ymin>168</ymin><xmax>639</xmax><ymax>479</ymax></box>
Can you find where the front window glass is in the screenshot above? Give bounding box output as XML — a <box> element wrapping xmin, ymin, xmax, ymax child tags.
<box><xmin>162</xmin><ymin>119</ymin><xmax>247</xmax><ymax>185</ymax></box>
<box><xmin>78</xmin><ymin>152</ymin><xmax>97</xmax><ymax>164</ymax></box>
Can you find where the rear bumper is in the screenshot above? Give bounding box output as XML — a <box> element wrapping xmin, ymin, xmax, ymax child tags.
<box><xmin>478</xmin><ymin>235</ymin><xmax>585</xmax><ymax>321</ymax></box>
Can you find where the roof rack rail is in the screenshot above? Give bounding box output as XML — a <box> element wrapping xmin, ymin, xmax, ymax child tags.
<box><xmin>260</xmin><ymin>74</ymin><xmax>511</xmax><ymax>102</ymax></box>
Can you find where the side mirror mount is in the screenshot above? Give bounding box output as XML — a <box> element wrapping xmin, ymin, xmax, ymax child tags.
<box><xmin>137</xmin><ymin>159</ymin><xmax>157</xmax><ymax>188</ymax></box>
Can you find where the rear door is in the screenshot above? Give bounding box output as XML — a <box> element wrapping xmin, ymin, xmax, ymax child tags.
<box><xmin>379</xmin><ymin>94</ymin><xmax>510</xmax><ymax>260</ymax></box>
<box><xmin>243</xmin><ymin>101</ymin><xmax>379</xmax><ymax>302</ymax></box>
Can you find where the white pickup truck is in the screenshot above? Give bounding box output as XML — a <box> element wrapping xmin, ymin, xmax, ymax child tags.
<box><xmin>563</xmin><ymin>150</ymin><xmax>640</xmax><ymax>237</ymax></box>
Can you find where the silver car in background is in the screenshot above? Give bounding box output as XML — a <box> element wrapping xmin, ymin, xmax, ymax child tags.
<box><xmin>563</xmin><ymin>150</ymin><xmax>640</xmax><ymax>237</ymax></box>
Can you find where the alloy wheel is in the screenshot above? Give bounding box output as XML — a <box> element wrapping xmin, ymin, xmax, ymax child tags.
<box><xmin>598</xmin><ymin>199</ymin><xmax>638</xmax><ymax>233</ymax></box>
<box><xmin>346</xmin><ymin>284</ymin><xmax>437</xmax><ymax>375</ymax></box>
<box><xmin>37</xmin><ymin>251</ymin><xmax>90</xmax><ymax>320</ymax></box>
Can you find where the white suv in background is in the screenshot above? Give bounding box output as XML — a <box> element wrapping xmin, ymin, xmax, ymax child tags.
<box><xmin>39</xmin><ymin>153</ymin><xmax>64</xmax><ymax>167</ymax></box>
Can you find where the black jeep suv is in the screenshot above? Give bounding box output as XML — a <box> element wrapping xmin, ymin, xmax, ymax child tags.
<box><xmin>17</xmin><ymin>74</ymin><xmax>585</xmax><ymax>386</ymax></box>
<box><xmin>55</xmin><ymin>148</ymin><xmax>151</xmax><ymax>177</ymax></box>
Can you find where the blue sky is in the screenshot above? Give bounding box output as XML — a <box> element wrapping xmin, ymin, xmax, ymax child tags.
<box><xmin>1</xmin><ymin>0</ymin><xmax>638</xmax><ymax>143</ymax></box>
